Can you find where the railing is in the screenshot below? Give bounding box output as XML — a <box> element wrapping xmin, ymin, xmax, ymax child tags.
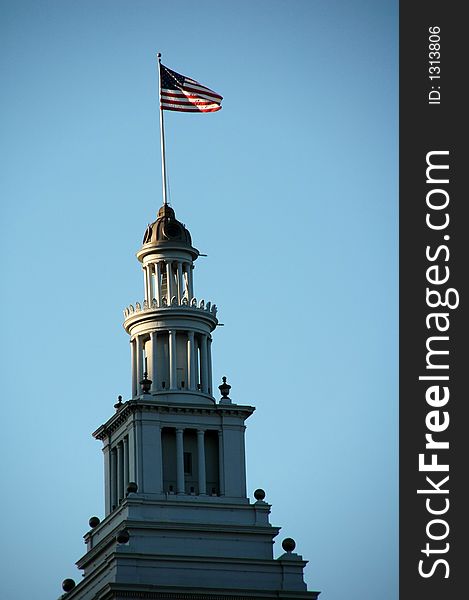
<box><xmin>123</xmin><ymin>297</ymin><xmax>217</xmax><ymax>319</ymax></box>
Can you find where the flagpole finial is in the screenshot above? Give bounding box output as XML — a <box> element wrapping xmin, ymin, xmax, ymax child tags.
<box><xmin>157</xmin><ymin>52</ymin><xmax>162</xmax><ymax>60</ymax></box>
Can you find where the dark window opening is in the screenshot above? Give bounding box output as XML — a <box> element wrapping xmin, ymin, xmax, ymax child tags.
<box><xmin>184</xmin><ymin>452</ymin><xmax>192</xmax><ymax>475</ymax></box>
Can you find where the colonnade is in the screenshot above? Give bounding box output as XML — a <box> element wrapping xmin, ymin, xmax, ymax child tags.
<box><xmin>143</xmin><ymin>260</ymin><xmax>194</xmax><ymax>305</ymax></box>
<box><xmin>108</xmin><ymin>427</ymin><xmax>224</xmax><ymax>509</ymax></box>
<box><xmin>110</xmin><ymin>435</ymin><xmax>129</xmax><ymax>510</ymax></box>
<box><xmin>167</xmin><ymin>426</ymin><xmax>223</xmax><ymax>496</ymax></box>
<box><xmin>130</xmin><ymin>330</ymin><xmax>212</xmax><ymax>397</ymax></box>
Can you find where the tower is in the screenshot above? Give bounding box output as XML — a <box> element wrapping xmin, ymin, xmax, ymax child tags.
<box><xmin>59</xmin><ymin>203</ymin><xmax>319</xmax><ymax>600</ymax></box>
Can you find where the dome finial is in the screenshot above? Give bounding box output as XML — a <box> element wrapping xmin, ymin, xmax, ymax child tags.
<box><xmin>137</xmin><ymin>204</ymin><xmax>198</xmax><ymax>260</ymax></box>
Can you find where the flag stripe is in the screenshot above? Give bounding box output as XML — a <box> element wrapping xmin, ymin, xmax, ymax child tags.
<box><xmin>161</xmin><ymin>90</ymin><xmax>221</xmax><ymax>103</ymax></box>
<box><xmin>161</xmin><ymin>92</ymin><xmax>220</xmax><ymax>105</ymax></box>
<box><xmin>173</xmin><ymin>87</ymin><xmax>222</xmax><ymax>102</ymax></box>
<box><xmin>161</xmin><ymin>104</ymin><xmax>222</xmax><ymax>113</ymax></box>
<box><xmin>181</xmin><ymin>83</ymin><xmax>223</xmax><ymax>101</ymax></box>
<box><xmin>161</xmin><ymin>103</ymin><xmax>220</xmax><ymax>111</ymax></box>
<box><xmin>161</xmin><ymin>97</ymin><xmax>218</xmax><ymax>106</ymax></box>
<box><xmin>160</xmin><ymin>97</ymin><xmax>220</xmax><ymax>107</ymax></box>
<box><xmin>161</xmin><ymin>99</ymin><xmax>219</xmax><ymax>109</ymax></box>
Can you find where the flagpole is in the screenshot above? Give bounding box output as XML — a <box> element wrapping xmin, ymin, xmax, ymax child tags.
<box><xmin>157</xmin><ymin>53</ymin><xmax>168</xmax><ymax>206</ymax></box>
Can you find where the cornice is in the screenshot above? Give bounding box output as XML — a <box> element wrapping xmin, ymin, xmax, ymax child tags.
<box><xmin>93</xmin><ymin>400</ymin><xmax>255</xmax><ymax>440</ymax></box>
<box><xmin>97</xmin><ymin>584</ymin><xmax>319</xmax><ymax>600</ymax></box>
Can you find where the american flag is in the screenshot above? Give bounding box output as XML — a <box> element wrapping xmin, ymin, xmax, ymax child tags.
<box><xmin>159</xmin><ymin>63</ymin><xmax>222</xmax><ymax>113</ymax></box>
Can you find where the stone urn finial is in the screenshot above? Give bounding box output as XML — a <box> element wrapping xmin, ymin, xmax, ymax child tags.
<box><xmin>219</xmin><ymin>376</ymin><xmax>231</xmax><ymax>401</ymax></box>
<box><xmin>140</xmin><ymin>372</ymin><xmax>152</xmax><ymax>394</ymax></box>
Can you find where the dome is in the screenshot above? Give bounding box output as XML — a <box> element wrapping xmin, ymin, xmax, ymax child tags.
<box><xmin>141</xmin><ymin>204</ymin><xmax>193</xmax><ymax>248</ymax></box>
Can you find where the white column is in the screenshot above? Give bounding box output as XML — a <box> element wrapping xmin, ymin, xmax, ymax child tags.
<box><xmin>183</xmin><ymin>264</ymin><xmax>189</xmax><ymax>299</ymax></box>
<box><xmin>149</xmin><ymin>265</ymin><xmax>153</xmax><ymax>303</ymax></box>
<box><xmin>148</xmin><ymin>264</ymin><xmax>154</xmax><ymax>302</ymax></box>
<box><xmin>123</xmin><ymin>436</ymin><xmax>129</xmax><ymax>493</ymax></box>
<box><xmin>143</xmin><ymin>266</ymin><xmax>147</xmax><ymax>302</ymax></box>
<box><xmin>156</xmin><ymin>424</ymin><xmax>163</xmax><ymax>493</ymax></box>
<box><xmin>177</xmin><ymin>262</ymin><xmax>183</xmax><ymax>304</ymax></box>
<box><xmin>200</xmin><ymin>334</ymin><xmax>208</xmax><ymax>393</ymax></box>
<box><xmin>218</xmin><ymin>430</ymin><xmax>225</xmax><ymax>496</ymax></box>
<box><xmin>207</xmin><ymin>337</ymin><xmax>213</xmax><ymax>396</ymax></box>
<box><xmin>176</xmin><ymin>428</ymin><xmax>185</xmax><ymax>494</ymax></box>
<box><xmin>155</xmin><ymin>262</ymin><xmax>162</xmax><ymax>305</ymax></box>
<box><xmin>130</xmin><ymin>339</ymin><xmax>137</xmax><ymax>397</ymax></box>
<box><xmin>128</xmin><ymin>427</ymin><xmax>135</xmax><ymax>483</ymax></box>
<box><xmin>151</xmin><ymin>331</ymin><xmax>158</xmax><ymax>392</ymax></box>
<box><xmin>136</xmin><ymin>335</ymin><xmax>143</xmax><ymax>394</ymax></box>
<box><xmin>134</xmin><ymin>415</ymin><xmax>143</xmax><ymax>492</ymax></box>
<box><xmin>195</xmin><ymin>336</ymin><xmax>200</xmax><ymax>390</ymax></box>
<box><xmin>104</xmin><ymin>445</ymin><xmax>111</xmax><ymax>515</ymax></box>
<box><xmin>187</xmin><ymin>331</ymin><xmax>196</xmax><ymax>390</ymax></box>
<box><xmin>197</xmin><ymin>429</ymin><xmax>207</xmax><ymax>495</ymax></box>
<box><xmin>143</xmin><ymin>265</ymin><xmax>150</xmax><ymax>303</ymax></box>
<box><xmin>117</xmin><ymin>442</ymin><xmax>123</xmax><ymax>503</ymax></box>
<box><xmin>166</xmin><ymin>261</ymin><xmax>173</xmax><ymax>303</ymax></box>
<box><xmin>110</xmin><ymin>447</ymin><xmax>117</xmax><ymax>509</ymax></box>
<box><xmin>169</xmin><ymin>330</ymin><xmax>177</xmax><ymax>390</ymax></box>
<box><xmin>188</xmin><ymin>265</ymin><xmax>194</xmax><ymax>299</ymax></box>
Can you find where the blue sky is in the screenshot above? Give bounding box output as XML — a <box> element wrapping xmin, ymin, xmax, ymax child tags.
<box><xmin>0</xmin><ymin>1</ymin><xmax>398</xmax><ymax>599</ymax></box>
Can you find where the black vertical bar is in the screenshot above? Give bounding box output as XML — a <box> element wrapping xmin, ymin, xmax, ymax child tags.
<box><xmin>400</xmin><ymin>3</ymin><xmax>467</xmax><ymax>599</ymax></box>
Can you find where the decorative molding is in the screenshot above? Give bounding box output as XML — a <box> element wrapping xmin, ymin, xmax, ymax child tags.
<box><xmin>97</xmin><ymin>583</ymin><xmax>319</xmax><ymax>600</ymax></box>
<box><xmin>109</xmin><ymin>592</ymin><xmax>310</xmax><ymax>600</ymax></box>
<box><xmin>123</xmin><ymin>298</ymin><xmax>217</xmax><ymax>319</ymax></box>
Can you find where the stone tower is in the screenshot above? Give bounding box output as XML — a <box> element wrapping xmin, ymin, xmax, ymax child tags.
<box><xmin>59</xmin><ymin>204</ymin><xmax>319</xmax><ymax>600</ymax></box>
